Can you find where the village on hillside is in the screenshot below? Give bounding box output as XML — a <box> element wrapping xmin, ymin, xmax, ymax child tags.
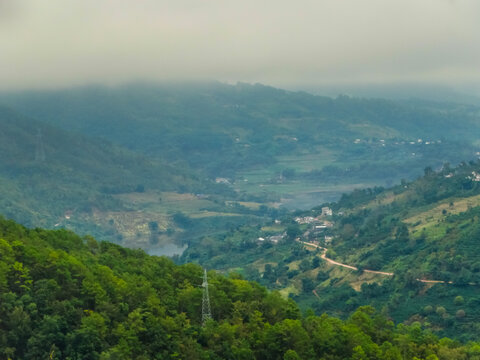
<box><xmin>257</xmin><ymin>206</ymin><xmax>335</xmax><ymax>245</ymax></box>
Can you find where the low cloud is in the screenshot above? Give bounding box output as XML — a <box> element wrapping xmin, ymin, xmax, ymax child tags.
<box><xmin>1</xmin><ymin>0</ymin><xmax>479</xmax><ymax>91</ymax></box>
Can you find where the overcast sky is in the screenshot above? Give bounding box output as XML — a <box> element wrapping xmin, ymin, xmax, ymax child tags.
<box><xmin>1</xmin><ymin>0</ymin><xmax>479</xmax><ymax>92</ymax></box>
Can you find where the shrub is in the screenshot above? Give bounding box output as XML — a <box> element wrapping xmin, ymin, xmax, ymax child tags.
<box><xmin>423</xmin><ymin>305</ymin><xmax>433</xmax><ymax>314</ymax></box>
<box><xmin>454</xmin><ymin>295</ymin><xmax>464</xmax><ymax>305</ymax></box>
<box><xmin>436</xmin><ymin>306</ymin><xmax>446</xmax><ymax>316</ymax></box>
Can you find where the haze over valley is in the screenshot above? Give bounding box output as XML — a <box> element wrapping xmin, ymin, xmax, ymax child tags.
<box><xmin>1</xmin><ymin>83</ymin><xmax>479</xmax><ymax>250</ymax></box>
<box><xmin>2</xmin><ymin>1</ymin><xmax>480</xmax><ymax>358</ymax></box>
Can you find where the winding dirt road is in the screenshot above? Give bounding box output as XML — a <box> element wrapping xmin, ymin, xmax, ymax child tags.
<box><xmin>301</xmin><ymin>241</ymin><xmax>359</xmax><ymax>271</ymax></box>
<box><xmin>298</xmin><ymin>240</ymin><xmax>458</xmax><ymax>284</ymax></box>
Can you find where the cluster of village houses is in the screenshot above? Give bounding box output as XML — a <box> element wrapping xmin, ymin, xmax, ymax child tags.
<box><xmin>257</xmin><ymin>207</ymin><xmax>335</xmax><ymax>245</ymax></box>
<box><xmin>445</xmin><ymin>171</ymin><xmax>480</xmax><ymax>181</ymax></box>
<box><xmin>469</xmin><ymin>171</ymin><xmax>480</xmax><ymax>182</ymax></box>
<box><xmin>257</xmin><ymin>234</ymin><xmax>284</xmax><ymax>244</ymax></box>
<box><xmin>353</xmin><ymin>138</ymin><xmax>441</xmax><ymax>146</ymax></box>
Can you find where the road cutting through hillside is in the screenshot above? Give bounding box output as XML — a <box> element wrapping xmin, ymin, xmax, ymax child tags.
<box><xmin>416</xmin><ymin>279</ymin><xmax>454</xmax><ymax>284</ymax></box>
<box><xmin>364</xmin><ymin>269</ymin><xmax>394</xmax><ymax>276</ymax></box>
<box><xmin>298</xmin><ymin>240</ymin><xmax>457</xmax><ymax>284</ymax></box>
<box><xmin>300</xmin><ymin>241</ymin><xmax>359</xmax><ymax>270</ymax></box>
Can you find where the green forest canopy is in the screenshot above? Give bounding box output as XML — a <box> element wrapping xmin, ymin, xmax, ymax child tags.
<box><xmin>1</xmin><ymin>216</ymin><xmax>480</xmax><ymax>359</ymax></box>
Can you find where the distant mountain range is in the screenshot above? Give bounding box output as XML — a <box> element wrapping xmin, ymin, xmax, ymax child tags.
<box><xmin>297</xmin><ymin>83</ymin><xmax>480</xmax><ymax>106</ymax></box>
<box><xmin>0</xmin><ymin>82</ymin><xmax>479</xmax><ymax>247</ymax></box>
<box><xmin>2</xmin><ymin>82</ymin><xmax>479</xmax><ymax>176</ymax></box>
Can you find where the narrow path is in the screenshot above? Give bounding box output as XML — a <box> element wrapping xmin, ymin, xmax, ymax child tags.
<box><xmin>416</xmin><ymin>279</ymin><xmax>453</xmax><ymax>284</ymax></box>
<box><xmin>364</xmin><ymin>269</ymin><xmax>394</xmax><ymax>276</ymax></box>
<box><xmin>298</xmin><ymin>240</ymin><xmax>457</xmax><ymax>284</ymax></box>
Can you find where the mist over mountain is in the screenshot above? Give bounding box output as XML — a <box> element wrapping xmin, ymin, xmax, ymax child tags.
<box><xmin>2</xmin><ymin>82</ymin><xmax>479</xmax><ymax>176</ymax></box>
<box><xmin>1</xmin><ymin>1</ymin><xmax>479</xmax><ymax>92</ymax></box>
<box><xmin>0</xmin><ymin>104</ymin><xmax>233</xmax><ymax>245</ymax></box>
<box><xmin>1</xmin><ymin>81</ymin><xmax>479</xmax><ymax>221</ymax></box>
<box><xmin>297</xmin><ymin>83</ymin><xmax>480</xmax><ymax>106</ymax></box>
<box><xmin>2</xmin><ymin>1</ymin><xmax>480</xmax><ymax>356</ymax></box>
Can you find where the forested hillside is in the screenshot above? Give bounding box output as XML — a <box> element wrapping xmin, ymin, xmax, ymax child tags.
<box><xmin>2</xmin><ymin>83</ymin><xmax>479</xmax><ymax>207</ymax></box>
<box><xmin>0</xmin><ymin>106</ymin><xmax>233</xmax><ymax>247</ymax></box>
<box><xmin>1</xmin><ymin>216</ymin><xmax>480</xmax><ymax>359</ymax></box>
<box><xmin>2</xmin><ymin>83</ymin><xmax>480</xmax><ymax>345</ymax></box>
<box><xmin>1</xmin><ymin>83</ymin><xmax>479</xmax><ymax>245</ymax></box>
<box><xmin>181</xmin><ymin>160</ymin><xmax>480</xmax><ymax>340</ymax></box>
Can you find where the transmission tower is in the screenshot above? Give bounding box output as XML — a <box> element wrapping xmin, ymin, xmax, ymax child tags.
<box><xmin>201</xmin><ymin>268</ymin><xmax>212</xmax><ymax>326</ymax></box>
<box><xmin>35</xmin><ymin>129</ymin><xmax>46</xmax><ymax>162</ymax></box>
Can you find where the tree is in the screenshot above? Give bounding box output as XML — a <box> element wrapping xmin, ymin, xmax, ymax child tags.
<box><xmin>263</xmin><ymin>319</ymin><xmax>315</xmax><ymax>360</ymax></box>
<box><xmin>299</xmin><ymin>259</ymin><xmax>311</xmax><ymax>272</ymax></box>
<box><xmin>263</xmin><ymin>264</ymin><xmax>276</xmax><ymax>284</ymax></box>
<box><xmin>352</xmin><ymin>345</ymin><xmax>368</xmax><ymax>360</ymax></box>
<box><xmin>172</xmin><ymin>212</ymin><xmax>192</xmax><ymax>228</ymax></box>
<box><xmin>436</xmin><ymin>306</ymin><xmax>446</xmax><ymax>316</ymax></box>
<box><xmin>424</xmin><ymin>166</ymin><xmax>434</xmax><ymax>177</ymax></box>
<box><xmin>302</xmin><ymin>278</ymin><xmax>315</xmax><ymax>293</ymax></box>
<box><xmin>423</xmin><ymin>305</ymin><xmax>433</xmax><ymax>315</ymax></box>
<box><xmin>286</xmin><ymin>224</ymin><xmax>301</xmax><ymax>240</ymax></box>
<box><xmin>316</xmin><ymin>271</ymin><xmax>328</xmax><ymax>282</ymax></box>
<box><xmin>283</xmin><ymin>349</ymin><xmax>301</xmax><ymax>360</ymax></box>
<box><xmin>282</xmin><ymin>168</ymin><xmax>296</xmax><ymax>180</ymax></box>
<box><xmin>454</xmin><ymin>296</ymin><xmax>464</xmax><ymax>305</ymax></box>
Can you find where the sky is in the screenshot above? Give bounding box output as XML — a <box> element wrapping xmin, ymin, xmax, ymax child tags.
<box><xmin>1</xmin><ymin>0</ymin><xmax>479</xmax><ymax>93</ymax></box>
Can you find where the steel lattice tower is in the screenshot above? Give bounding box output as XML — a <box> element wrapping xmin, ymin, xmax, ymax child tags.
<box><xmin>201</xmin><ymin>269</ymin><xmax>212</xmax><ymax>326</ymax></box>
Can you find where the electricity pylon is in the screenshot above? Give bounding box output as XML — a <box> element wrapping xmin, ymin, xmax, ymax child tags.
<box><xmin>201</xmin><ymin>268</ymin><xmax>212</xmax><ymax>326</ymax></box>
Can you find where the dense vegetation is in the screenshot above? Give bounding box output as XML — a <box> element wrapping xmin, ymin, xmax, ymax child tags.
<box><xmin>181</xmin><ymin>161</ymin><xmax>480</xmax><ymax>340</ymax></box>
<box><xmin>1</xmin><ymin>83</ymin><xmax>479</xmax><ymax>247</ymax></box>
<box><xmin>2</xmin><ymin>83</ymin><xmax>480</xmax><ymax>353</ymax></box>
<box><xmin>0</xmin><ymin>105</ymin><xmax>242</xmax><ymax>246</ymax></box>
<box><xmin>330</xmin><ymin>161</ymin><xmax>480</xmax><ymax>280</ymax></box>
<box><xmin>2</xmin><ymin>217</ymin><xmax>480</xmax><ymax>359</ymax></box>
<box><xmin>2</xmin><ymin>82</ymin><xmax>479</xmax><ymax>184</ymax></box>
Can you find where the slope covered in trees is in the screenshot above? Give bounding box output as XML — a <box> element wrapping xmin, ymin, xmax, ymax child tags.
<box><xmin>181</xmin><ymin>160</ymin><xmax>480</xmax><ymax>340</ymax></box>
<box><xmin>2</xmin><ymin>82</ymin><xmax>479</xmax><ymax>190</ymax></box>
<box><xmin>1</xmin><ymin>216</ymin><xmax>480</xmax><ymax>359</ymax></box>
<box><xmin>0</xmin><ymin>106</ymin><xmax>232</xmax><ymax>245</ymax></box>
<box><xmin>1</xmin><ymin>83</ymin><xmax>479</xmax><ymax>246</ymax></box>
